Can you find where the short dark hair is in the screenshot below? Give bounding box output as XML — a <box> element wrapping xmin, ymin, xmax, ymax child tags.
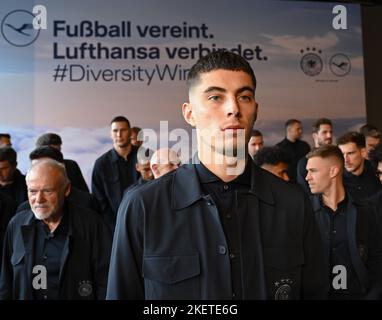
<box><xmin>187</xmin><ymin>50</ymin><xmax>257</xmax><ymax>91</ymax></box>
<box><xmin>0</xmin><ymin>147</ymin><xmax>17</xmax><ymax>166</ymax></box>
<box><xmin>369</xmin><ymin>143</ymin><xmax>382</xmax><ymax>168</ymax></box>
<box><xmin>131</xmin><ymin>126</ymin><xmax>141</xmax><ymax>134</ymax></box>
<box><xmin>306</xmin><ymin>145</ymin><xmax>344</xmax><ymax>167</ymax></box>
<box><xmin>0</xmin><ymin>133</ymin><xmax>11</xmax><ymax>139</ymax></box>
<box><xmin>312</xmin><ymin>118</ymin><xmax>332</xmax><ymax>134</ymax></box>
<box><xmin>285</xmin><ymin>119</ymin><xmax>301</xmax><ymax>129</ymax></box>
<box><xmin>251</xmin><ymin>129</ymin><xmax>263</xmax><ymax>137</ymax></box>
<box><xmin>111</xmin><ymin>116</ymin><xmax>131</xmax><ymax>128</ymax></box>
<box><xmin>36</xmin><ymin>133</ymin><xmax>62</xmax><ymax>147</ymax></box>
<box><xmin>29</xmin><ymin>146</ymin><xmax>64</xmax><ymax>163</ymax></box>
<box><xmin>253</xmin><ymin>146</ymin><xmax>291</xmax><ymax>166</ymax></box>
<box><xmin>360</xmin><ymin>124</ymin><xmax>380</xmax><ymax>139</ymax></box>
<box><xmin>336</xmin><ymin>131</ymin><xmax>365</xmax><ymax>149</ymax></box>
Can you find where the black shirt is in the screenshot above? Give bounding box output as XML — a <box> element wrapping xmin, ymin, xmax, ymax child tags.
<box><xmin>343</xmin><ymin>160</ymin><xmax>381</xmax><ymax>201</ymax></box>
<box><xmin>276</xmin><ymin>138</ymin><xmax>311</xmax><ymax>184</ymax></box>
<box><xmin>112</xmin><ymin>148</ymin><xmax>138</xmax><ymax>193</ymax></box>
<box><xmin>33</xmin><ymin>210</ymin><xmax>69</xmax><ymax>300</ymax></box>
<box><xmin>195</xmin><ymin>159</ymin><xmax>252</xmax><ymax>299</ymax></box>
<box><xmin>320</xmin><ymin>196</ymin><xmax>362</xmax><ymax>299</ymax></box>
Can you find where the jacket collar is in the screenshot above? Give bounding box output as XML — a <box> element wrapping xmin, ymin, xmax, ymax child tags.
<box><xmin>311</xmin><ymin>191</ymin><xmax>362</xmax><ymax>212</ymax></box>
<box><xmin>172</xmin><ymin>155</ymin><xmax>275</xmax><ymax>210</ymax></box>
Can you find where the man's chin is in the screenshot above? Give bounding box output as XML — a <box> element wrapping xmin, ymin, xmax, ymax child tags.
<box><xmin>33</xmin><ymin>210</ymin><xmax>51</xmax><ymax>220</ymax></box>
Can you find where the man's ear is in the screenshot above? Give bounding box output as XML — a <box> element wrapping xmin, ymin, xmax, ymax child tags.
<box><xmin>330</xmin><ymin>165</ymin><xmax>340</xmax><ymax>179</ymax></box>
<box><xmin>151</xmin><ymin>163</ymin><xmax>159</xmax><ymax>176</ymax></box>
<box><xmin>64</xmin><ymin>182</ymin><xmax>71</xmax><ymax>197</ymax></box>
<box><xmin>182</xmin><ymin>102</ymin><xmax>196</xmax><ymax>127</ymax></box>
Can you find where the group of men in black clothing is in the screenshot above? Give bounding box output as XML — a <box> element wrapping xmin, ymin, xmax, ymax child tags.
<box><xmin>1</xmin><ymin>50</ymin><xmax>382</xmax><ymax>300</ymax></box>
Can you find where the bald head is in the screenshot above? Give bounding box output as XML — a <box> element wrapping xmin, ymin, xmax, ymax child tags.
<box><xmin>150</xmin><ymin>148</ymin><xmax>181</xmax><ymax>179</ymax></box>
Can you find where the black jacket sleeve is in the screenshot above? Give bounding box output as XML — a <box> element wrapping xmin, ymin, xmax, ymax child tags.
<box><xmin>106</xmin><ymin>191</ymin><xmax>144</xmax><ymax>299</ymax></box>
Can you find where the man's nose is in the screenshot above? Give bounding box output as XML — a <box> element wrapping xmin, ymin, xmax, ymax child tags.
<box><xmin>225</xmin><ymin>97</ymin><xmax>240</xmax><ymax>117</ymax></box>
<box><xmin>35</xmin><ymin>191</ymin><xmax>45</xmax><ymax>203</ymax></box>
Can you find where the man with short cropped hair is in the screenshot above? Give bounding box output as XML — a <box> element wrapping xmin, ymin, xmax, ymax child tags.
<box><xmin>248</xmin><ymin>129</ymin><xmax>264</xmax><ymax>158</ymax></box>
<box><xmin>360</xmin><ymin>124</ymin><xmax>381</xmax><ymax>160</ymax></box>
<box><xmin>337</xmin><ymin>132</ymin><xmax>381</xmax><ymax>200</ymax></box>
<box><xmin>297</xmin><ymin>118</ymin><xmax>333</xmax><ymax>193</ymax></box>
<box><xmin>0</xmin><ymin>134</ymin><xmax>11</xmax><ymax>148</ymax></box>
<box><xmin>306</xmin><ymin>145</ymin><xmax>382</xmax><ymax>299</ymax></box>
<box><xmin>276</xmin><ymin>119</ymin><xmax>311</xmax><ymax>183</ymax></box>
<box><xmin>91</xmin><ymin>116</ymin><xmax>139</xmax><ymax>232</ymax></box>
<box><xmin>107</xmin><ymin>50</ymin><xmax>325</xmax><ymax>300</ymax></box>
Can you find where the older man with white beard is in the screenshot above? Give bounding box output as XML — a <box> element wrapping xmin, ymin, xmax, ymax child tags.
<box><xmin>0</xmin><ymin>159</ymin><xmax>111</xmax><ymax>300</ymax></box>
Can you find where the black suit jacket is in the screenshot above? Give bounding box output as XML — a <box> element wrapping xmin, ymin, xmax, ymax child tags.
<box><xmin>107</xmin><ymin>160</ymin><xmax>326</xmax><ymax>300</ymax></box>
<box><xmin>91</xmin><ymin>148</ymin><xmax>139</xmax><ymax>232</ymax></box>
<box><xmin>310</xmin><ymin>193</ymin><xmax>382</xmax><ymax>299</ymax></box>
<box><xmin>0</xmin><ymin>202</ymin><xmax>111</xmax><ymax>300</ymax></box>
<box><xmin>64</xmin><ymin>159</ymin><xmax>89</xmax><ymax>192</ymax></box>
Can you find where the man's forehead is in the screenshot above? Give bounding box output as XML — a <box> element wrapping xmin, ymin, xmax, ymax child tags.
<box><xmin>193</xmin><ymin>69</ymin><xmax>255</xmax><ymax>90</ymax></box>
<box><xmin>339</xmin><ymin>142</ymin><xmax>358</xmax><ymax>151</ymax></box>
<box><xmin>111</xmin><ymin>122</ymin><xmax>129</xmax><ymax>129</ymax></box>
<box><xmin>319</xmin><ymin>124</ymin><xmax>332</xmax><ymax>132</ymax></box>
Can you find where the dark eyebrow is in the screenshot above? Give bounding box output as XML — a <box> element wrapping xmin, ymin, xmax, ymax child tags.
<box><xmin>203</xmin><ymin>86</ymin><xmax>226</xmax><ymax>94</ymax></box>
<box><xmin>203</xmin><ymin>86</ymin><xmax>255</xmax><ymax>95</ymax></box>
<box><xmin>236</xmin><ymin>86</ymin><xmax>255</xmax><ymax>95</ymax></box>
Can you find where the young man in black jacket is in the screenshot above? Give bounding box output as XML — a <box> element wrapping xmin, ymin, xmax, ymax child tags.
<box><xmin>107</xmin><ymin>50</ymin><xmax>326</xmax><ymax>300</ymax></box>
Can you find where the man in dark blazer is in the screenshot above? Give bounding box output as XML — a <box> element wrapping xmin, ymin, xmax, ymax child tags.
<box><xmin>91</xmin><ymin>116</ymin><xmax>139</xmax><ymax>232</ymax></box>
<box><xmin>0</xmin><ymin>147</ymin><xmax>27</xmax><ymax>207</ymax></box>
<box><xmin>106</xmin><ymin>51</ymin><xmax>326</xmax><ymax>300</ymax></box>
<box><xmin>0</xmin><ymin>159</ymin><xmax>111</xmax><ymax>300</ymax></box>
<box><xmin>306</xmin><ymin>145</ymin><xmax>382</xmax><ymax>299</ymax></box>
<box><xmin>276</xmin><ymin>119</ymin><xmax>311</xmax><ymax>184</ymax></box>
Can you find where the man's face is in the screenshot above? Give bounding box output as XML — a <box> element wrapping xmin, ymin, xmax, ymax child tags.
<box><xmin>27</xmin><ymin>166</ymin><xmax>70</xmax><ymax>221</ymax></box>
<box><xmin>0</xmin><ymin>160</ymin><xmax>16</xmax><ymax>184</ymax></box>
<box><xmin>183</xmin><ymin>70</ymin><xmax>257</xmax><ymax>159</ymax></box>
<box><xmin>365</xmin><ymin>136</ymin><xmax>380</xmax><ymax>158</ymax></box>
<box><xmin>288</xmin><ymin>123</ymin><xmax>303</xmax><ymax>140</ymax></box>
<box><xmin>248</xmin><ymin>135</ymin><xmax>264</xmax><ymax>157</ymax></box>
<box><xmin>377</xmin><ymin>162</ymin><xmax>382</xmax><ymax>184</ymax></box>
<box><xmin>261</xmin><ymin>162</ymin><xmax>289</xmax><ymax>182</ymax></box>
<box><xmin>111</xmin><ymin>121</ymin><xmax>131</xmax><ymax>148</ymax></box>
<box><xmin>338</xmin><ymin>142</ymin><xmax>365</xmax><ymax>175</ymax></box>
<box><xmin>130</xmin><ymin>130</ymin><xmax>142</xmax><ymax>148</ymax></box>
<box><xmin>136</xmin><ymin>162</ymin><xmax>153</xmax><ymax>181</ymax></box>
<box><xmin>306</xmin><ymin>157</ymin><xmax>332</xmax><ymax>194</ymax></box>
<box><xmin>313</xmin><ymin>124</ymin><xmax>333</xmax><ymax>147</ymax></box>
<box><xmin>0</xmin><ymin>137</ymin><xmax>11</xmax><ymax>147</ymax></box>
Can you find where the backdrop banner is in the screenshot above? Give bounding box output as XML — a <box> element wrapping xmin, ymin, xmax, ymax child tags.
<box><xmin>0</xmin><ymin>0</ymin><xmax>366</xmax><ymax>186</ymax></box>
